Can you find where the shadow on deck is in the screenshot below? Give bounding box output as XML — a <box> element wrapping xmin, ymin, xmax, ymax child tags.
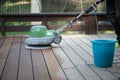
<box><xmin>0</xmin><ymin>34</ymin><xmax>120</xmax><ymax>80</ymax></box>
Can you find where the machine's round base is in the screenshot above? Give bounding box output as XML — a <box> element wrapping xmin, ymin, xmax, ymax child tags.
<box><xmin>25</xmin><ymin>45</ymin><xmax>52</xmax><ymax>49</ymax></box>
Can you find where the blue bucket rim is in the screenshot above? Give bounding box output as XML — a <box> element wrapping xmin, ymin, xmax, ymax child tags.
<box><xmin>91</xmin><ymin>39</ymin><xmax>117</xmax><ymax>44</ymax></box>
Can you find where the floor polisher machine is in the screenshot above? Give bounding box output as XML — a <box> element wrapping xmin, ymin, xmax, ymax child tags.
<box><xmin>25</xmin><ymin>0</ymin><xmax>104</xmax><ymax>49</ymax></box>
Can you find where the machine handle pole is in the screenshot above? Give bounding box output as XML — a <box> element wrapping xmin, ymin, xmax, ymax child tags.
<box><xmin>56</xmin><ymin>0</ymin><xmax>104</xmax><ymax>33</ymax></box>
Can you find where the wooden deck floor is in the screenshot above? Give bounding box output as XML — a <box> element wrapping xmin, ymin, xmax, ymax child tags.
<box><xmin>0</xmin><ymin>34</ymin><xmax>120</xmax><ymax>80</ymax></box>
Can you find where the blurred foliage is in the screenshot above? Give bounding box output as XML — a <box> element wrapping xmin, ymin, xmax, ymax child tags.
<box><xmin>6</xmin><ymin>22</ymin><xmax>30</xmax><ymax>26</ymax></box>
<box><xmin>0</xmin><ymin>0</ymin><xmax>106</xmax><ymax>27</ymax></box>
<box><xmin>0</xmin><ymin>0</ymin><xmax>106</xmax><ymax>13</ymax></box>
<box><xmin>0</xmin><ymin>0</ymin><xmax>30</xmax><ymax>13</ymax></box>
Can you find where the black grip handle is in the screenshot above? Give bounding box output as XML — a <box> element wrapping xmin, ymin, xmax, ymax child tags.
<box><xmin>72</xmin><ymin>18</ymin><xmax>78</xmax><ymax>23</ymax></box>
<box><xmin>84</xmin><ymin>0</ymin><xmax>103</xmax><ymax>14</ymax></box>
<box><xmin>85</xmin><ymin>6</ymin><xmax>94</xmax><ymax>14</ymax></box>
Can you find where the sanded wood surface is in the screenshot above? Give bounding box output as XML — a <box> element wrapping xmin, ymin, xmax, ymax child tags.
<box><xmin>0</xmin><ymin>34</ymin><xmax>120</xmax><ymax>80</ymax></box>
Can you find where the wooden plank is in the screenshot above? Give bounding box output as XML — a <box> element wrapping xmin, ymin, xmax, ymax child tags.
<box><xmin>90</xmin><ymin>66</ymin><xmax>117</xmax><ymax>80</ymax></box>
<box><xmin>76</xmin><ymin>35</ymin><xmax>92</xmax><ymax>47</ymax></box>
<box><xmin>42</xmin><ymin>49</ymin><xmax>67</xmax><ymax>80</ymax></box>
<box><xmin>83</xmin><ymin>34</ymin><xmax>100</xmax><ymax>40</ymax></box>
<box><xmin>0</xmin><ymin>13</ymin><xmax>114</xmax><ymax>36</ymax></box>
<box><xmin>18</xmin><ymin>37</ymin><xmax>33</xmax><ymax>80</ymax></box>
<box><xmin>59</xmin><ymin>37</ymin><xmax>89</xmax><ymax>80</ymax></box>
<box><xmin>1</xmin><ymin>19</ymin><xmax>6</xmax><ymax>36</ymax></box>
<box><xmin>1</xmin><ymin>36</ymin><xmax>21</xmax><ymax>80</ymax></box>
<box><xmin>52</xmin><ymin>46</ymin><xmax>85</xmax><ymax>80</ymax></box>
<box><xmin>98</xmin><ymin>25</ymin><xmax>114</xmax><ymax>30</ymax></box>
<box><xmin>67</xmin><ymin>35</ymin><xmax>93</xmax><ymax>57</ymax></box>
<box><xmin>0</xmin><ymin>37</ymin><xmax>5</xmax><ymax>48</ymax></box>
<box><xmin>31</xmin><ymin>49</ymin><xmax>50</xmax><ymax>80</ymax></box>
<box><xmin>0</xmin><ymin>36</ymin><xmax>13</xmax><ymax>78</ymax></box>
<box><xmin>115</xmin><ymin>60</ymin><xmax>120</xmax><ymax>68</ymax></box>
<box><xmin>6</xmin><ymin>26</ymin><xmax>31</xmax><ymax>32</ymax></box>
<box><xmin>62</xmin><ymin>35</ymin><xmax>93</xmax><ymax>64</ymax></box>
<box><xmin>0</xmin><ymin>34</ymin><xmax>119</xmax><ymax>80</ymax></box>
<box><xmin>60</xmin><ymin>38</ymin><xmax>85</xmax><ymax>65</ymax></box>
<box><xmin>62</xmin><ymin>35</ymin><xmax>102</xmax><ymax>80</ymax></box>
<box><xmin>107</xmin><ymin>64</ymin><xmax>120</xmax><ymax>78</ymax></box>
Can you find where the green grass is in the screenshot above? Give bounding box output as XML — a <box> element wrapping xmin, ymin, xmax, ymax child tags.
<box><xmin>1</xmin><ymin>1</ymin><xmax>30</xmax><ymax>13</ymax></box>
<box><xmin>6</xmin><ymin>32</ymin><xmax>29</xmax><ymax>35</ymax></box>
<box><xmin>115</xmin><ymin>43</ymin><xmax>120</xmax><ymax>48</ymax></box>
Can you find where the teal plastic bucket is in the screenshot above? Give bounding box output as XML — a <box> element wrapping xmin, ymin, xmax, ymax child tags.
<box><xmin>91</xmin><ymin>40</ymin><xmax>116</xmax><ymax>67</ymax></box>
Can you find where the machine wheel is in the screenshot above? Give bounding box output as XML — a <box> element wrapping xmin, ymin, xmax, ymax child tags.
<box><xmin>53</xmin><ymin>33</ymin><xmax>62</xmax><ymax>44</ymax></box>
